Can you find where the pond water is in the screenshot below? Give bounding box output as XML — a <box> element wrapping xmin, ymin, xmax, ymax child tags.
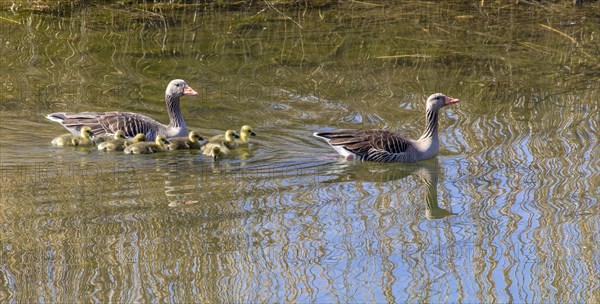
<box><xmin>1</xmin><ymin>1</ymin><xmax>599</xmax><ymax>303</ymax></box>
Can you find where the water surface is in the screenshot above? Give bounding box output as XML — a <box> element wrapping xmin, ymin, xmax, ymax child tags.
<box><xmin>1</xmin><ymin>2</ymin><xmax>599</xmax><ymax>303</ymax></box>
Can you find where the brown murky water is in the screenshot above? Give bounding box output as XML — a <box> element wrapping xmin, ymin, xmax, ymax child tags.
<box><xmin>1</xmin><ymin>2</ymin><xmax>598</xmax><ymax>302</ymax></box>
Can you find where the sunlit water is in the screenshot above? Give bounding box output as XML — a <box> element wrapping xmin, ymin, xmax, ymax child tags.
<box><xmin>1</xmin><ymin>2</ymin><xmax>599</xmax><ymax>303</ymax></box>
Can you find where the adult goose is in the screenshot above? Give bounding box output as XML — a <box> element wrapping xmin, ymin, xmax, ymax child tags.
<box><xmin>314</xmin><ymin>93</ymin><xmax>460</xmax><ymax>163</ymax></box>
<box><xmin>46</xmin><ymin>79</ymin><xmax>198</xmax><ymax>141</ymax></box>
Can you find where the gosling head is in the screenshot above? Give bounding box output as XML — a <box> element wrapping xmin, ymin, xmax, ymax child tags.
<box><xmin>114</xmin><ymin>130</ymin><xmax>127</xmax><ymax>139</ymax></box>
<box><xmin>80</xmin><ymin>126</ymin><xmax>94</xmax><ymax>139</ymax></box>
<box><xmin>211</xmin><ymin>146</ymin><xmax>222</xmax><ymax>161</ymax></box>
<box><xmin>155</xmin><ymin>134</ymin><xmax>170</xmax><ymax>146</ymax></box>
<box><xmin>225</xmin><ymin>130</ymin><xmax>240</xmax><ymax>142</ymax></box>
<box><xmin>188</xmin><ymin>131</ymin><xmax>204</xmax><ymax>143</ymax></box>
<box><xmin>132</xmin><ymin>133</ymin><xmax>146</xmax><ymax>142</ymax></box>
<box><xmin>240</xmin><ymin>125</ymin><xmax>256</xmax><ymax>137</ymax></box>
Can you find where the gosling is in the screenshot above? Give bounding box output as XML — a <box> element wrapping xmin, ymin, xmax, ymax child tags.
<box><xmin>207</xmin><ymin>145</ymin><xmax>224</xmax><ymax>160</ymax></box>
<box><xmin>98</xmin><ymin>132</ymin><xmax>145</xmax><ymax>152</ymax></box>
<box><xmin>51</xmin><ymin>126</ymin><xmax>94</xmax><ymax>147</ymax></box>
<box><xmin>124</xmin><ymin>134</ymin><xmax>169</xmax><ymax>155</ymax></box>
<box><xmin>208</xmin><ymin>129</ymin><xmax>240</xmax><ymax>150</ymax></box>
<box><xmin>167</xmin><ymin>131</ymin><xmax>205</xmax><ymax>150</ymax></box>
<box><xmin>238</xmin><ymin>125</ymin><xmax>256</xmax><ymax>145</ymax></box>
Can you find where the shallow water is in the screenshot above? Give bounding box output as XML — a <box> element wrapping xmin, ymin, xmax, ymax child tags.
<box><xmin>1</xmin><ymin>2</ymin><xmax>599</xmax><ymax>303</ymax></box>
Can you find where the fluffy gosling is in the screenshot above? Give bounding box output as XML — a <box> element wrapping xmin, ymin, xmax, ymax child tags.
<box><xmin>124</xmin><ymin>134</ymin><xmax>169</xmax><ymax>154</ymax></box>
<box><xmin>208</xmin><ymin>129</ymin><xmax>240</xmax><ymax>150</ymax></box>
<box><xmin>51</xmin><ymin>126</ymin><xmax>94</xmax><ymax>147</ymax></box>
<box><xmin>167</xmin><ymin>131</ymin><xmax>205</xmax><ymax>150</ymax></box>
<box><xmin>238</xmin><ymin>125</ymin><xmax>256</xmax><ymax>145</ymax></box>
<box><xmin>98</xmin><ymin>131</ymin><xmax>145</xmax><ymax>152</ymax></box>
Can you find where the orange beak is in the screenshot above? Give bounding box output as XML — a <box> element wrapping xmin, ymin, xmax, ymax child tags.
<box><xmin>444</xmin><ymin>96</ymin><xmax>460</xmax><ymax>105</ymax></box>
<box><xmin>183</xmin><ymin>85</ymin><xmax>198</xmax><ymax>96</ymax></box>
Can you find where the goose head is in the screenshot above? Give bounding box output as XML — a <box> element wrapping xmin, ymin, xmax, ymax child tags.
<box><xmin>167</xmin><ymin>79</ymin><xmax>198</xmax><ymax>98</ymax></box>
<box><xmin>225</xmin><ymin>130</ymin><xmax>240</xmax><ymax>143</ymax></box>
<box><xmin>132</xmin><ymin>133</ymin><xmax>146</xmax><ymax>142</ymax></box>
<box><xmin>426</xmin><ymin>93</ymin><xmax>460</xmax><ymax>111</ymax></box>
<box><xmin>188</xmin><ymin>131</ymin><xmax>204</xmax><ymax>143</ymax></box>
<box><xmin>155</xmin><ymin>134</ymin><xmax>170</xmax><ymax>146</ymax></box>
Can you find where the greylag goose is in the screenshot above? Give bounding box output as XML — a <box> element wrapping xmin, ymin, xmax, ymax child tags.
<box><xmin>167</xmin><ymin>131</ymin><xmax>205</xmax><ymax>150</ymax></box>
<box><xmin>238</xmin><ymin>125</ymin><xmax>256</xmax><ymax>145</ymax></box>
<box><xmin>314</xmin><ymin>93</ymin><xmax>460</xmax><ymax>163</ymax></box>
<box><xmin>124</xmin><ymin>134</ymin><xmax>170</xmax><ymax>154</ymax></box>
<box><xmin>208</xmin><ymin>129</ymin><xmax>240</xmax><ymax>150</ymax></box>
<box><xmin>46</xmin><ymin>79</ymin><xmax>198</xmax><ymax>141</ymax></box>
<box><xmin>51</xmin><ymin>126</ymin><xmax>94</xmax><ymax>146</ymax></box>
<box><xmin>98</xmin><ymin>131</ymin><xmax>145</xmax><ymax>152</ymax></box>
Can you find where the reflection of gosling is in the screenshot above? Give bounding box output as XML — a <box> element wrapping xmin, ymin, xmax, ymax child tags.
<box><xmin>98</xmin><ymin>131</ymin><xmax>145</xmax><ymax>152</ymax></box>
<box><xmin>208</xmin><ymin>129</ymin><xmax>240</xmax><ymax>150</ymax></box>
<box><xmin>124</xmin><ymin>134</ymin><xmax>169</xmax><ymax>154</ymax></box>
<box><xmin>238</xmin><ymin>125</ymin><xmax>256</xmax><ymax>145</ymax></box>
<box><xmin>52</xmin><ymin>126</ymin><xmax>94</xmax><ymax>146</ymax></box>
<box><xmin>167</xmin><ymin>131</ymin><xmax>205</xmax><ymax>150</ymax></box>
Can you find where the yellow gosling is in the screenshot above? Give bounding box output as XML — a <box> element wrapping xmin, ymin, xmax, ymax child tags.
<box><xmin>167</xmin><ymin>131</ymin><xmax>205</xmax><ymax>150</ymax></box>
<box><xmin>238</xmin><ymin>125</ymin><xmax>256</xmax><ymax>145</ymax></box>
<box><xmin>98</xmin><ymin>132</ymin><xmax>145</xmax><ymax>152</ymax></box>
<box><xmin>97</xmin><ymin>130</ymin><xmax>128</xmax><ymax>152</ymax></box>
<box><xmin>93</xmin><ymin>131</ymin><xmax>125</xmax><ymax>145</ymax></box>
<box><xmin>52</xmin><ymin>126</ymin><xmax>94</xmax><ymax>147</ymax></box>
<box><xmin>124</xmin><ymin>134</ymin><xmax>170</xmax><ymax>155</ymax></box>
<box><xmin>209</xmin><ymin>145</ymin><xmax>224</xmax><ymax>160</ymax></box>
<box><xmin>130</xmin><ymin>133</ymin><xmax>146</xmax><ymax>143</ymax></box>
<box><xmin>203</xmin><ymin>142</ymin><xmax>230</xmax><ymax>158</ymax></box>
<box><xmin>208</xmin><ymin>129</ymin><xmax>240</xmax><ymax>150</ymax></box>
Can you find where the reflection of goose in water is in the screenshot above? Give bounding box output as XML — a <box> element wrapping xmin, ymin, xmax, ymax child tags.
<box><xmin>326</xmin><ymin>159</ymin><xmax>456</xmax><ymax>219</ymax></box>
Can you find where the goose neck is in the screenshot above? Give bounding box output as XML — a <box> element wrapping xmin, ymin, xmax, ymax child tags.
<box><xmin>418</xmin><ymin>107</ymin><xmax>439</xmax><ymax>141</ymax></box>
<box><xmin>166</xmin><ymin>94</ymin><xmax>186</xmax><ymax>128</ymax></box>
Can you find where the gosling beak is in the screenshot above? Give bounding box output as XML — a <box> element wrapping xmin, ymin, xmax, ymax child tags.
<box><xmin>234</xmin><ymin>134</ymin><xmax>240</xmax><ymax>139</ymax></box>
<box><xmin>250</xmin><ymin>131</ymin><xmax>256</xmax><ymax>136</ymax></box>
<box><xmin>444</xmin><ymin>96</ymin><xmax>460</xmax><ymax>105</ymax></box>
<box><xmin>164</xmin><ymin>140</ymin><xmax>171</xmax><ymax>145</ymax></box>
<box><xmin>183</xmin><ymin>85</ymin><xmax>198</xmax><ymax>96</ymax></box>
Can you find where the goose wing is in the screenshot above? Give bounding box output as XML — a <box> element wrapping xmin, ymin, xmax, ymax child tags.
<box><xmin>315</xmin><ymin>129</ymin><xmax>411</xmax><ymax>157</ymax></box>
<box><xmin>47</xmin><ymin>111</ymin><xmax>162</xmax><ymax>139</ymax></box>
